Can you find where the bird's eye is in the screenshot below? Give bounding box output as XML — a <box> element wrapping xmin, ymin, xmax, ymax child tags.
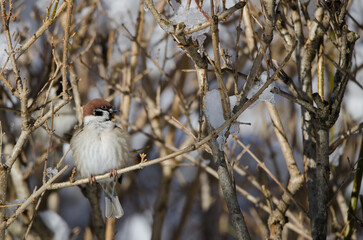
<box><xmin>101</xmin><ymin>105</ymin><xmax>108</xmax><ymax>110</ymax></box>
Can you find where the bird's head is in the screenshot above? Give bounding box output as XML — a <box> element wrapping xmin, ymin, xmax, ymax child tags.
<box><xmin>83</xmin><ymin>99</ymin><xmax>118</xmax><ymax>125</ymax></box>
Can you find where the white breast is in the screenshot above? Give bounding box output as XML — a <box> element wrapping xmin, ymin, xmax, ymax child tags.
<box><xmin>70</xmin><ymin>122</ymin><xmax>130</xmax><ymax>177</ymax></box>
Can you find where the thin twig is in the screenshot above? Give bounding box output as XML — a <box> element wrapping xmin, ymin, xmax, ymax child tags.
<box><xmin>5</xmin><ymin>165</ymin><xmax>69</xmax><ymax>227</ymax></box>
<box><xmin>16</xmin><ymin>2</ymin><xmax>68</xmax><ymax>59</ymax></box>
<box><xmin>61</xmin><ymin>0</ymin><xmax>73</xmax><ymax>99</ymax></box>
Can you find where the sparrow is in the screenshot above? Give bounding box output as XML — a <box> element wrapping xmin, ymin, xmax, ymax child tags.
<box><xmin>70</xmin><ymin>98</ymin><xmax>130</xmax><ymax>218</ymax></box>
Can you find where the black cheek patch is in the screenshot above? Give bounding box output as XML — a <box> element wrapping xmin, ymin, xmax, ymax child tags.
<box><xmin>94</xmin><ymin>109</ymin><xmax>104</xmax><ymax>116</ymax></box>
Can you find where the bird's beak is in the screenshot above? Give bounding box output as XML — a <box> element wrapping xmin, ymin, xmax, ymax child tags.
<box><xmin>110</xmin><ymin>107</ymin><xmax>119</xmax><ymax>114</ymax></box>
<box><xmin>110</xmin><ymin>108</ymin><xmax>119</xmax><ymax>122</ymax></box>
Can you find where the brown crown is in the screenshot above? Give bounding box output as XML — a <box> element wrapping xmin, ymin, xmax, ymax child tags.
<box><xmin>83</xmin><ymin>98</ymin><xmax>112</xmax><ymax>118</ymax></box>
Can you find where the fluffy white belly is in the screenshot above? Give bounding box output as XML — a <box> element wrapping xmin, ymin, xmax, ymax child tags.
<box><xmin>71</xmin><ymin>126</ymin><xmax>129</xmax><ymax>177</ymax></box>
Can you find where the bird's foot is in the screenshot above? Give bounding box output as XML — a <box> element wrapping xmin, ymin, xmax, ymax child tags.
<box><xmin>88</xmin><ymin>175</ymin><xmax>96</xmax><ymax>184</ymax></box>
<box><xmin>110</xmin><ymin>169</ymin><xmax>118</xmax><ymax>180</ymax></box>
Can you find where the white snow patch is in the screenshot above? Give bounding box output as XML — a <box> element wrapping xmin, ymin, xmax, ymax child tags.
<box><xmin>160</xmin><ymin>87</ymin><xmax>175</xmax><ymax>112</ymax></box>
<box><xmin>0</xmin><ymin>34</ymin><xmax>12</xmax><ymax>71</ymax></box>
<box><xmin>329</xmin><ymin>144</ymin><xmax>343</xmax><ymax>167</ymax></box>
<box><xmin>46</xmin><ymin>167</ymin><xmax>58</xmax><ymax>179</ymax></box>
<box><xmin>345</xmin><ymin>42</ymin><xmax>363</xmax><ymax>121</ymax></box>
<box><xmin>116</xmin><ymin>213</ymin><xmax>152</xmax><ymax>240</ymax></box>
<box><xmin>102</xmin><ymin>0</ymin><xmax>139</xmax><ymax>29</ymax></box>
<box><xmin>247</xmin><ymin>71</ymin><xmax>275</xmax><ymax>108</ymax></box>
<box><xmin>39</xmin><ymin>210</ymin><xmax>71</xmax><ymax>240</ymax></box>
<box><xmin>196</xmin><ymin>34</ymin><xmax>207</xmax><ymax>56</ymax></box>
<box><xmin>170</xmin><ymin>1</ymin><xmax>210</xmax><ymax>47</ymax></box>
<box><xmin>204</xmin><ymin>89</ymin><xmax>239</xmax><ymax>150</ymax></box>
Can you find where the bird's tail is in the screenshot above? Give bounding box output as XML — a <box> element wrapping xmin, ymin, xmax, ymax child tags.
<box><xmin>100</xmin><ymin>180</ymin><xmax>124</xmax><ymax>219</ymax></box>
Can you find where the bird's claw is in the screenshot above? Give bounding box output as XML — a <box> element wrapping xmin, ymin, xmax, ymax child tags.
<box><xmin>88</xmin><ymin>175</ymin><xmax>96</xmax><ymax>184</ymax></box>
<box><xmin>110</xmin><ymin>169</ymin><xmax>118</xmax><ymax>180</ymax></box>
